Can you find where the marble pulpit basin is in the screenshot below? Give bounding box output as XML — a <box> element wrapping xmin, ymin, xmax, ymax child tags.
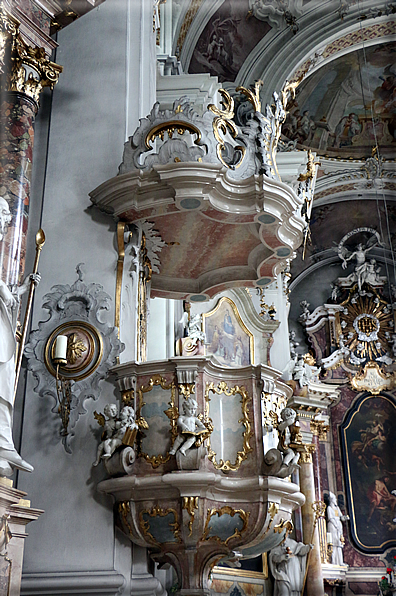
<box><xmin>98</xmin><ymin>357</ymin><xmax>305</xmax><ymax>595</ymax></box>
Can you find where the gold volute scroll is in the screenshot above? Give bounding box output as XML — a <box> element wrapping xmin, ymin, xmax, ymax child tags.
<box><xmin>118</xmin><ymin>501</ymin><xmax>135</xmax><ymax>539</ymax></box>
<box><xmin>209</xmin><ymin>89</ymin><xmax>246</xmax><ymax>169</ymax></box>
<box><xmin>273</xmin><ymin>518</ymin><xmax>293</xmax><ymax>538</ymax></box>
<box><xmin>236</xmin><ymin>80</ymin><xmax>263</xmax><ymax>113</ymax></box>
<box><xmin>0</xmin><ymin>5</ymin><xmax>62</xmax><ymax>104</ymax></box>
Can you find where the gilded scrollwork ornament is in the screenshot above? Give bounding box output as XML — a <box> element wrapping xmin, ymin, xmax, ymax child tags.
<box><xmin>136</xmin><ymin>375</ymin><xmax>178</xmax><ymax>468</ymax></box>
<box><xmin>139</xmin><ymin>506</ymin><xmax>182</xmax><ymax>546</ymax></box>
<box><xmin>204</xmin><ymin>381</ymin><xmax>253</xmax><ymax>472</ymax></box>
<box><xmin>202</xmin><ymin>506</ymin><xmax>250</xmax><ymax>546</ymax></box>
<box><xmin>182</xmin><ymin>496</ymin><xmax>199</xmax><ymax>537</ymax></box>
<box><xmin>208</xmin><ymin>89</ymin><xmax>246</xmax><ymax>169</ymax></box>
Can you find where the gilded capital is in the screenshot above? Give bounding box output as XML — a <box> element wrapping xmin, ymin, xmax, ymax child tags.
<box><xmin>310</xmin><ymin>419</ymin><xmax>330</xmax><ymax>441</ymax></box>
<box><xmin>0</xmin><ymin>5</ymin><xmax>62</xmax><ymax>104</ymax></box>
<box><xmin>296</xmin><ymin>443</ymin><xmax>316</xmax><ymax>464</ymax></box>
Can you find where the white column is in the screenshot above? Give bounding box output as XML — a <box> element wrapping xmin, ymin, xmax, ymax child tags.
<box><xmin>125</xmin><ymin>0</ymin><xmax>157</xmax><ymax>139</ymax></box>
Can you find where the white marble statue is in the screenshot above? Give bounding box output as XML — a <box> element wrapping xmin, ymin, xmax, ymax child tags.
<box><xmin>292</xmin><ymin>355</ymin><xmax>319</xmax><ymax>387</ymax></box>
<box><xmin>269</xmin><ymin>535</ymin><xmax>313</xmax><ymax>596</ymax></box>
<box><xmin>0</xmin><ymin>196</ymin><xmax>39</xmax><ymax>475</ymax></box>
<box><xmin>326</xmin><ymin>492</ymin><xmax>349</xmax><ymax>566</ymax></box>
<box><xmin>93</xmin><ymin>404</ymin><xmax>137</xmax><ymax>465</ymax></box>
<box><xmin>263</xmin><ymin>407</ymin><xmax>300</xmax><ymax>478</ymax></box>
<box><xmin>169</xmin><ymin>397</ymin><xmax>206</xmax><ymax>457</ymax></box>
<box><xmin>337</xmin><ymin>230</ymin><xmax>385</xmax><ymax>291</ymax></box>
<box><xmin>277</xmin><ymin>408</ymin><xmax>300</xmax><ymax>471</ymax></box>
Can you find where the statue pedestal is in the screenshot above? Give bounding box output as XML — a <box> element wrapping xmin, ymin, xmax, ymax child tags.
<box><xmin>0</xmin><ymin>478</ymin><xmax>43</xmax><ymax>596</ymax></box>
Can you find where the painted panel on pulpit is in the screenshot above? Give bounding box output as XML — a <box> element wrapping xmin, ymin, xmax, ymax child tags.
<box><xmin>341</xmin><ymin>394</ymin><xmax>396</xmax><ymax>553</ymax></box>
<box><xmin>203</xmin><ymin>297</ymin><xmax>253</xmax><ymax>367</ymax></box>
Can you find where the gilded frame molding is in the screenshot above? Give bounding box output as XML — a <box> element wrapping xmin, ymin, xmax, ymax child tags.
<box><xmin>202</xmin><ymin>505</ymin><xmax>250</xmax><ymax>546</ymax></box>
<box><xmin>202</xmin><ymin>296</ymin><xmax>254</xmax><ymax>366</ymax></box>
<box><xmin>204</xmin><ymin>381</ymin><xmax>253</xmax><ymax>472</ymax></box>
<box><xmin>213</xmin><ymin>554</ymin><xmax>268</xmax><ymax>580</ymax></box>
<box><xmin>44</xmin><ymin>321</ymin><xmax>103</xmax><ymax>381</ymax></box>
<box><xmin>139</xmin><ymin>505</ymin><xmax>182</xmax><ymax>546</ymax></box>
<box><xmin>340</xmin><ymin>393</ymin><xmax>396</xmax><ymax>553</ymax></box>
<box><xmin>136</xmin><ymin>374</ymin><xmax>178</xmax><ymax>468</ymax></box>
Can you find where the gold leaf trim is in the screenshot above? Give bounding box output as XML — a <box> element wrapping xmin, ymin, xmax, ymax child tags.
<box><xmin>139</xmin><ymin>506</ymin><xmax>182</xmax><ymax>546</ymax></box>
<box><xmin>145</xmin><ymin>121</ymin><xmax>202</xmax><ymax>150</ymax></box>
<box><xmin>202</xmin><ymin>505</ymin><xmax>250</xmax><ymax>546</ymax></box>
<box><xmin>182</xmin><ymin>496</ymin><xmax>199</xmax><ymax>537</ymax></box>
<box><xmin>209</xmin><ymin>89</ymin><xmax>246</xmax><ymax>169</ymax></box>
<box><xmin>136</xmin><ymin>375</ymin><xmax>178</xmax><ymax>468</ymax></box>
<box><xmin>204</xmin><ymin>381</ymin><xmax>253</xmax><ymax>472</ymax></box>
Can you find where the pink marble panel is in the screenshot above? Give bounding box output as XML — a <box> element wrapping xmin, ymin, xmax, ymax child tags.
<box><xmin>149</xmin><ymin>211</ymin><xmax>261</xmax><ymax>278</ymax></box>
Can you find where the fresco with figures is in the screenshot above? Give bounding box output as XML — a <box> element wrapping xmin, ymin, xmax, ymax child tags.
<box><xmin>283</xmin><ymin>43</ymin><xmax>396</xmax><ymax>157</ymax></box>
<box><xmin>203</xmin><ymin>297</ymin><xmax>252</xmax><ymax>367</ymax></box>
<box><xmin>341</xmin><ymin>394</ymin><xmax>396</xmax><ymax>553</ymax></box>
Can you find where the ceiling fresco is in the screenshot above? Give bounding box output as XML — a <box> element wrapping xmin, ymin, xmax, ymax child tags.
<box><xmin>188</xmin><ymin>0</ymin><xmax>271</xmax><ymax>82</ymax></box>
<box><xmin>282</xmin><ymin>42</ymin><xmax>396</xmax><ymax>158</ymax></box>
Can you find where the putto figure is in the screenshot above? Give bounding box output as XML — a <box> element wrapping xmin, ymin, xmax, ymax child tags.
<box><xmin>170</xmin><ymin>397</ymin><xmax>206</xmax><ymax>457</ymax></box>
<box><xmin>262</xmin><ymin>407</ymin><xmax>301</xmax><ymax>478</ymax></box>
<box><xmin>93</xmin><ymin>404</ymin><xmax>138</xmax><ymax>466</ymax></box>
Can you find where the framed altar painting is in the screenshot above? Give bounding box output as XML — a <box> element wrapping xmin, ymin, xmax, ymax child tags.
<box><xmin>203</xmin><ymin>297</ymin><xmax>253</xmax><ymax>367</ymax></box>
<box><xmin>340</xmin><ymin>393</ymin><xmax>396</xmax><ymax>553</ymax></box>
<box><xmin>211</xmin><ymin>554</ymin><xmax>268</xmax><ymax>595</ymax></box>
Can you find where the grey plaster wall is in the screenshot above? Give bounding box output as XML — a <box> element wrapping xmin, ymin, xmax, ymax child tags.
<box><xmin>15</xmin><ymin>1</ymin><xmax>156</xmax><ymax>591</ymax></box>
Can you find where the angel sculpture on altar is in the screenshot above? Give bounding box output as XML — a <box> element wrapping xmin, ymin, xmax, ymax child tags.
<box><xmin>336</xmin><ymin>228</ymin><xmax>385</xmax><ymax>291</ymax></box>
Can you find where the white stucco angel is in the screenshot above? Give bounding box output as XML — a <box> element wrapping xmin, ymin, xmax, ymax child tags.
<box><xmin>263</xmin><ymin>407</ymin><xmax>301</xmax><ymax>478</ymax></box>
<box><xmin>0</xmin><ymin>196</ymin><xmax>39</xmax><ymax>475</ymax></box>
<box><xmin>169</xmin><ymin>397</ymin><xmax>206</xmax><ymax>457</ymax></box>
<box><xmin>93</xmin><ymin>404</ymin><xmax>138</xmax><ymax>465</ymax></box>
<box><xmin>269</xmin><ymin>535</ymin><xmax>313</xmax><ymax>596</ymax></box>
<box><xmin>326</xmin><ymin>491</ymin><xmax>349</xmax><ymax>566</ymax></box>
<box><xmin>337</xmin><ymin>230</ymin><xmax>384</xmax><ymax>291</ymax></box>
